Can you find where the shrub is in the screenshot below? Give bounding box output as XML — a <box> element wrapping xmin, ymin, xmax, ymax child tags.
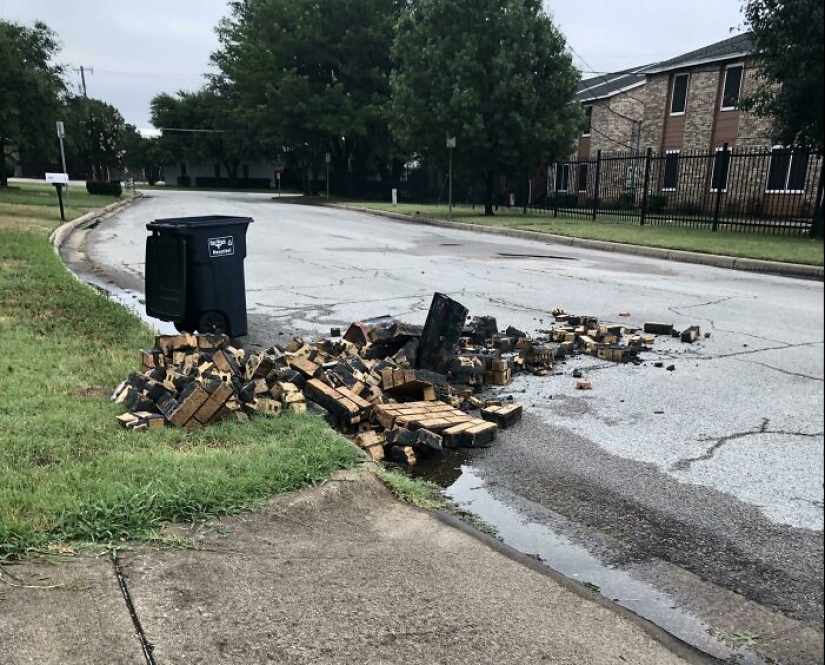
<box><xmin>618</xmin><ymin>191</ymin><xmax>636</xmax><ymax>210</ymax></box>
<box><xmin>746</xmin><ymin>197</ymin><xmax>763</xmax><ymax>217</ymax></box>
<box><xmin>677</xmin><ymin>200</ymin><xmax>702</xmax><ymax>215</ymax></box>
<box><xmin>177</xmin><ymin>175</ymin><xmax>191</xmax><ymax>187</ymax></box>
<box><xmin>646</xmin><ymin>194</ymin><xmax>667</xmax><ymax>213</ymax></box>
<box><xmin>85</xmin><ymin>180</ymin><xmax>123</xmax><ymax>197</ymax></box>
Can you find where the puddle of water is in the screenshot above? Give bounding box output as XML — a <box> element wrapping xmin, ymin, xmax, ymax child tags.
<box><xmin>78</xmin><ymin>272</ymin><xmax>178</xmax><ymax>335</ymax></box>
<box><xmin>444</xmin><ymin>466</ymin><xmax>768</xmax><ymax>665</ymax></box>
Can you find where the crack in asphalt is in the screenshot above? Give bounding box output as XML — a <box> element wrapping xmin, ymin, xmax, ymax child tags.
<box><xmin>735</xmin><ymin>357</ymin><xmax>825</xmax><ymax>383</ymax></box>
<box><xmin>668</xmin><ymin>295</ymin><xmax>737</xmax><ymax>332</ymax></box>
<box><xmin>253</xmin><ymin>291</ymin><xmax>431</xmax><ymax>311</ymax></box>
<box><xmin>671</xmin><ymin>418</ymin><xmax>825</xmax><ymax>471</ymax></box>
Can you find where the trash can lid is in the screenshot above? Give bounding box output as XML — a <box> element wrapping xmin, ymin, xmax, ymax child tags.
<box><xmin>147</xmin><ymin>215</ymin><xmax>253</xmax><ymax>231</ymax></box>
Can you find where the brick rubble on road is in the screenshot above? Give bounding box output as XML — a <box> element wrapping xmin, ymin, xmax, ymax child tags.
<box><xmin>113</xmin><ymin>293</ymin><xmax>701</xmax><ymax>466</ymax></box>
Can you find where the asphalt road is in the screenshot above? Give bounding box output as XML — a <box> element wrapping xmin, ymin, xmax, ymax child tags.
<box><xmin>85</xmin><ymin>189</ymin><xmax>824</xmax><ymax>660</ymax></box>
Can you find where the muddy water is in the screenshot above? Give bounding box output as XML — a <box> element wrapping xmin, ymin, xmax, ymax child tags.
<box><xmin>414</xmin><ymin>460</ymin><xmax>768</xmax><ymax>665</ymax></box>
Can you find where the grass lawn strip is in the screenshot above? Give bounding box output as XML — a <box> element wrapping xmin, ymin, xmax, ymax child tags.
<box><xmin>336</xmin><ymin>201</ymin><xmax>824</xmax><ymax>267</ymax></box>
<box><xmin>0</xmin><ymin>183</ymin><xmax>360</xmax><ymax>561</ymax></box>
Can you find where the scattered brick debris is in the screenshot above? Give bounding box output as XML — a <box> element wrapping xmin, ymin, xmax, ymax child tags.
<box><xmin>111</xmin><ymin>294</ymin><xmax>705</xmax><ymax>468</ymax></box>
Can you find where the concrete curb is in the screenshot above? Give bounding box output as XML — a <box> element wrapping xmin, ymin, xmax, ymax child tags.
<box><xmin>49</xmin><ymin>192</ymin><xmax>144</xmax><ymax>251</ymax></box>
<box><xmin>331</xmin><ymin>204</ymin><xmax>824</xmax><ymax>281</ymax></box>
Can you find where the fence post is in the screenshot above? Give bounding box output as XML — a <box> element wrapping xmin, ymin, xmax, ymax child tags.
<box><xmin>592</xmin><ymin>150</ymin><xmax>602</xmax><ymax>221</ymax></box>
<box><xmin>640</xmin><ymin>147</ymin><xmax>653</xmax><ymax>226</ymax></box>
<box><xmin>811</xmin><ymin>156</ymin><xmax>825</xmax><ymax>239</ymax></box>
<box><xmin>712</xmin><ymin>142</ymin><xmax>729</xmax><ymax>232</ymax></box>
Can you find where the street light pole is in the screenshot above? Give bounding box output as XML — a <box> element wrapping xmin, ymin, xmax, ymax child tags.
<box><xmin>446</xmin><ymin>137</ymin><xmax>456</xmax><ymax>220</ymax></box>
<box><xmin>56</xmin><ymin>120</ymin><xmax>69</xmax><ymax>207</ymax></box>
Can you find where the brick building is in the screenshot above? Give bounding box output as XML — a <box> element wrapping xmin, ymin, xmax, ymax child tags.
<box><xmin>639</xmin><ymin>33</ymin><xmax>770</xmax><ymax>152</ymax></box>
<box><xmin>552</xmin><ymin>33</ymin><xmax>822</xmax><ymax>223</ymax></box>
<box><xmin>576</xmin><ymin>70</ymin><xmax>646</xmax><ymax>158</ymax></box>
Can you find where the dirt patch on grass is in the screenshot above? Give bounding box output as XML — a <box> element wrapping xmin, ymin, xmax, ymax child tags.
<box><xmin>0</xmin><ymin>258</ymin><xmax>30</xmax><ymax>274</ymax></box>
<box><xmin>70</xmin><ymin>386</ymin><xmax>110</xmax><ymax>401</ymax></box>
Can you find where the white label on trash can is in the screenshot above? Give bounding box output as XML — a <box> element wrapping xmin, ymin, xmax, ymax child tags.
<box><xmin>208</xmin><ymin>236</ymin><xmax>235</xmax><ymax>258</ymax></box>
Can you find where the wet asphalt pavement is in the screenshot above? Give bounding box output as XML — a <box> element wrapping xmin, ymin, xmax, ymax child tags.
<box><xmin>83</xmin><ymin>189</ymin><xmax>824</xmax><ymax>662</ymax></box>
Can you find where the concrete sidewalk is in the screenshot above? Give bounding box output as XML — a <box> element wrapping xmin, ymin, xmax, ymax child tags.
<box><xmin>1</xmin><ymin>471</ymin><xmax>713</xmax><ymax>665</ymax></box>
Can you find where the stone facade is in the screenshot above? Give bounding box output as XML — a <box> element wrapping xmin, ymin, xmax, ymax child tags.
<box><xmin>641</xmin><ymin>57</ymin><xmax>774</xmax><ymax>153</ymax></box>
<box><xmin>682</xmin><ymin>70</ymin><xmax>721</xmax><ymax>151</ymax></box>
<box><xmin>640</xmin><ymin>76</ymin><xmax>669</xmax><ymax>151</ymax></box>
<box><xmin>585</xmin><ymin>90</ymin><xmax>645</xmax><ymax>156</ymax></box>
<box><xmin>737</xmin><ymin>64</ymin><xmax>774</xmax><ymax>148</ymax></box>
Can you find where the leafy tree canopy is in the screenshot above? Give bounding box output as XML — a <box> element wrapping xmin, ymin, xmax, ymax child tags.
<box><xmin>742</xmin><ymin>0</ymin><xmax>824</xmax><ymax>151</ymax></box>
<box><xmin>0</xmin><ymin>19</ymin><xmax>65</xmax><ymax>185</ymax></box>
<box><xmin>211</xmin><ymin>0</ymin><xmax>404</xmax><ymax>192</ymax></box>
<box><xmin>150</xmin><ymin>87</ymin><xmax>264</xmax><ymax>182</ymax></box>
<box><xmin>390</xmin><ymin>0</ymin><xmax>582</xmax><ymax>214</ymax></box>
<box><xmin>62</xmin><ymin>96</ymin><xmax>127</xmax><ymax>180</ymax></box>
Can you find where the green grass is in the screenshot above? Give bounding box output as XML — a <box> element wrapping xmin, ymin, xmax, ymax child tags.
<box><xmin>375</xmin><ymin>469</ymin><xmax>451</xmax><ymax>510</ymax></box>
<box><xmin>0</xmin><ymin>184</ymin><xmax>360</xmax><ymax>560</ymax></box>
<box><xmin>375</xmin><ymin>468</ymin><xmax>499</xmax><ymax>536</ymax></box>
<box><xmin>334</xmin><ymin>201</ymin><xmax>824</xmax><ymax>266</ymax></box>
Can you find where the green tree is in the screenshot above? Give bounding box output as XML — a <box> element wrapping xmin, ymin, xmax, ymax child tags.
<box><xmin>211</xmin><ymin>0</ymin><xmax>404</xmax><ymax>194</ymax></box>
<box><xmin>0</xmin><ymin>20</ymin><xmax>65</xmax><ymax>186</ymax></box>
<box><xmin>150</xmin><ymin>88</ymin><xmax>262</xmax><ymax>184</ymax></box>
<box><xmin>390</xmin><ymin>0</ymin><xmax>581</xmax><ymax>215</ymax></box>
<box><xmin>742</xmin><ymin>0</ymin><xmax>824</xmax><ymax>151</ymax></box>
<box><xmin>62</xmin><ymin>96</ymin><xmax>127</xmax><ymax>181</ymax></box>
<box><xmin>120</xmin><ymin>125</ymin><xmax>165</xmax><ymax>184</ymax></box>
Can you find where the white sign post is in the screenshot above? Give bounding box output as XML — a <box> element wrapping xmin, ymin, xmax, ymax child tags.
<box><xmin>45</xmin><ymin>172</ymin><xmax>69</xmax><ymax>220</ymax></box>
<box><xmin>45</xmin><ymin>172</ymin><xmax>69</xmax><ymax>185</ymax></box>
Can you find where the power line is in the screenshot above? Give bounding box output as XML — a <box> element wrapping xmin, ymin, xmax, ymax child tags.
<box><xmin>159</xmin><ymin>127</ymin><xmax>230</xmax><ymax>134</ymax></box>
<box><xmin>570</xmin><ymin>45</ymin><xmax>648</xmax><ymax>107</ymax></box>
<box><xmin>589</xmin><ymin>124</ymin><xmax>636</xmax><ymax>152</ymax></box>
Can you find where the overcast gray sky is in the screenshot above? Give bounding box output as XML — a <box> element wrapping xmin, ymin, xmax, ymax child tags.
<box><xmin>2</xmin><ymin>0</ymin><xmax>746</xmax><ymax>130</ymax></box>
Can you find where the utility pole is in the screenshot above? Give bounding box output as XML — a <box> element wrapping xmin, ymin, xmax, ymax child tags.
<box><xmin>74</xmin><ymin>66</ymin><xmax>93</xmax><ymax>97</ymax></box>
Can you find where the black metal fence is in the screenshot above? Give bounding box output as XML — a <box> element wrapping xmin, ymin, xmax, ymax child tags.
<box><xmin>533</xmin><ymin>145</ymin><xmax>824</xmax><ymax>237</ymax></box>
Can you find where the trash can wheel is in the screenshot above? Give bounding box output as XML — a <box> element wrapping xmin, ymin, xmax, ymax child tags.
<box><xmin>198</xmin><ymin>310</ymin><xmax>229</xmax><ymax>335</ymax></box>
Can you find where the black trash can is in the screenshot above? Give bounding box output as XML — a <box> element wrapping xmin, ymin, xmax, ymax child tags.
<box><xmin>145</xmin><ymin>215</ymin><xmax>253</xmax><ymax>337</ymax></box>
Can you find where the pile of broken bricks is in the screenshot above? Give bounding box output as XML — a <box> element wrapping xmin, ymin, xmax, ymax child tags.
<box><xmin>112</xmin><ymin>293</ymin><xmax>702</xmax><ymax>467</ymax></box>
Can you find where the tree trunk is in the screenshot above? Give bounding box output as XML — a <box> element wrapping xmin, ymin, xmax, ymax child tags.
<box><xmin>0</xmin><ymin>139</ymin><xmax>7</xmax><ymax>187</ymax></box>
<box><xmin>484</xmin><ymin>171</ymin><xmax>495</xmax><ymax>216</ymax></box>
<box><xmin>224</xmin><ymin>160</ymin><xmax>240</xmax><ymax>187</ymax></box>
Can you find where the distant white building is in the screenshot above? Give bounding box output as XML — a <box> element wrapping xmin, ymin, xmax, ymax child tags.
<box><xmin>163</xmin><ymin>159</ymin><xmax>277</xmax><ymax>188</ymax></box>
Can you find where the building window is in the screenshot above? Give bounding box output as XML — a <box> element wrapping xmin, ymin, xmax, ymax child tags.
<box><xmin>711</xmin><ymin>147</ymin><xmax>731</xmax><ymax>192</ymax></box>
<box><xmin>577</xmin><ymin>163</ymin><xmax>589</xmax><ymax>192</ymax></box>
<box><xmin>583</xmin><ymin>106</ymin><xmax>593</xmax><ymax>136</ymax></box>
<box><xmin>554</xmin><ymin>163</ymin><xmax>570</xmax><ymax>191</ymax></box>
<box><xmin>180</xmin><ymin>162</ymin><xmax>187</xmax><ymax>177</ymax></box>
<box><xmin>663</xmin><ymin>151</ymin><xmax>680</xmax><ymax>191</ymax></box>
<box><xmin>670</xmin><ymin>73</ymin><xmax>690</xmax><ymax>115</ymax></box>
<box><xmin>766</xmin><ymin>147</ymin><xmax>809</xmax><ymax>193</ymax></box>
<box><xmin>214</xmin><ymin>163</ymin><xmax>221</xmax><ymax>179</ymax></box>
<box><xmin>721</xmin><ymin>64</ymin><xmax>744</xmax><ymax>110</ymax></box>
